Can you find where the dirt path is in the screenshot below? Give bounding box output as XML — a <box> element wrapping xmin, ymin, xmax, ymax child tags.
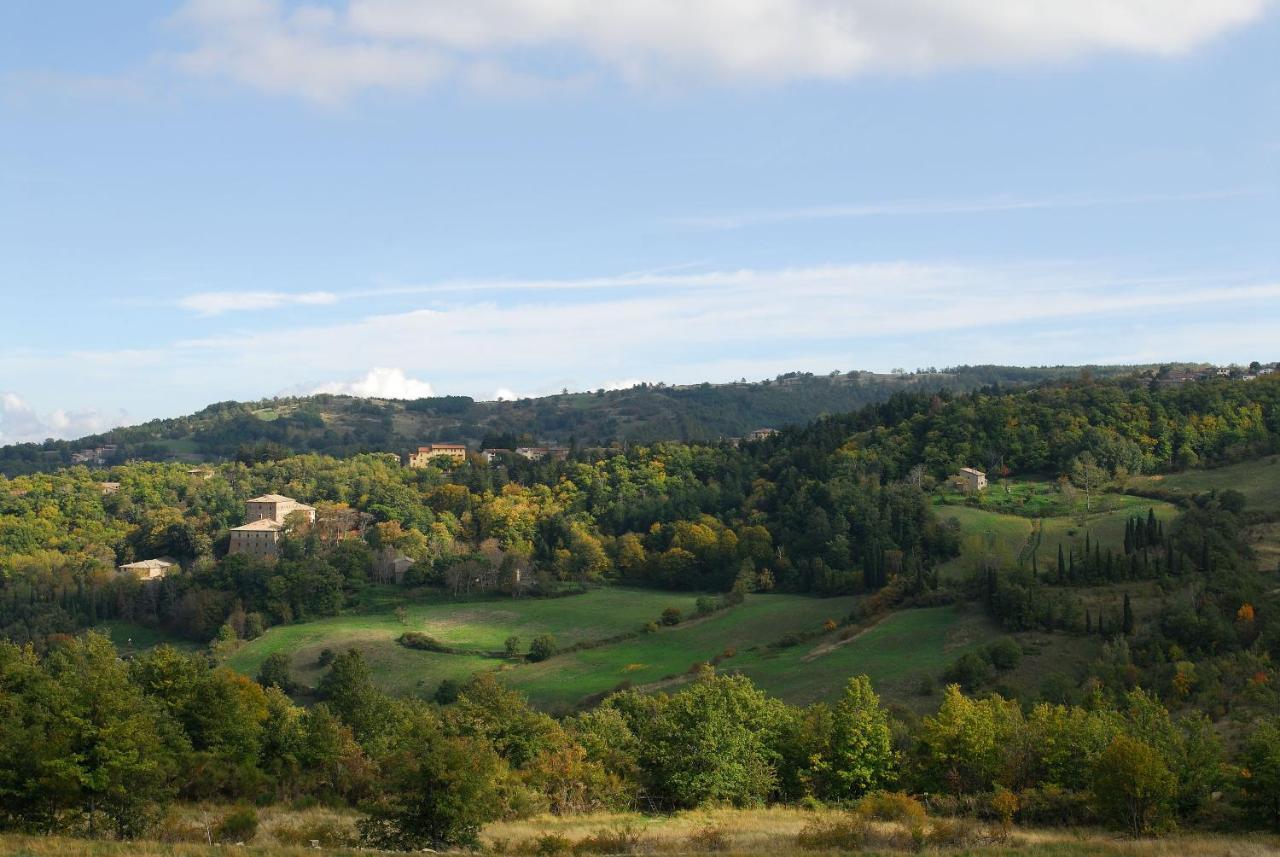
<box><xmin>800</xmin><ymin>612</ymin><xmax>891</xmax><ymax>662</ymax></box>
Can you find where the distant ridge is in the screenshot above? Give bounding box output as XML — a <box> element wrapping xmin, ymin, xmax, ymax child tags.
<box><xmin>0</xmin><ymin>364</ymin><xmax>1154</xmax><ymax>476</ymax></box>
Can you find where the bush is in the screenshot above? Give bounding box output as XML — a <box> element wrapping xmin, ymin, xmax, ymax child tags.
<box><xmin>694</xmin><ymin>596</ymin><xmax>719</xmax><ymax>617</ymax></box>
<box><xmin>855</xmin><ymin>791</ymin><xmax>927</xmax><ymax>823</ymax></box>
<box><xmin>942</xmin><ymin>651</ymin><xmax>994</xmax><ymax>690</ymax></box>
<box><xmin>317</xmin><ymin>648</ymin><xmax>335</xmax><ymax>667</ymax></box>
<box><xmin>256</xmin><ymin>651</ymin><xmax>294</xmax><ymax>692</ymax></box>
<box><xmin>398</xmin><ymin>631</ymin><xmax>456</xmax><ymax>653</ymax></box>
<box><xmin>927</xmin><ymin>817</ymin><xmax>981</xmax><ymax>848</ymax></box>
<box><xmin>642</xmin><ymin>621</ymin><xmax>660</xmax><ymax>634</ymax></box>
<box><xmin>661</xmin><ymin>607</ymin><xmax>683</xmax><ymax>626</ymax></box>
<box><xmin>528</xmin><ymin>634</ymin><xmax>557</xmax><ymax>662</ymax></box>
<box><xmin>987</xmin><ymin>638</ymin><xmax>1023</xmax><ymax>671</ymax></box>
<box><xmin>434</xmin><ymin>678</ymin><xmax>462</xmax><ymax>705</ymax></box>
<box><xmin>573</xmin><ymin>824</ymin><xmax>647</xmax><ymax>854</ymax></box>
<box><xmin>505</xmin><ymin>635</ymin><xmax>521</xmax><ymax>656</ymax></box>
<box><xmin>1014</xmin><ymin>785</ymin><xmax>1094</xmax><ymax>827</ymax></box>
<box><xmin>272</xmin><ymin>816</ymin><xmax>358</xmax><ymax>848</ymax></box>
<box><xmin>795</xmin><ymin>815</ymin><xmax>869</xmax><ymax>850</ymax></box>
<box><xmin>214</xmin><ymin>806</ymin><xmax>259</xmax><ymax>844</ymax></box>
<box><xmin>686</xmin><ymin>824</ymin><xmax>731</xmax><ymax>852</ymax></box>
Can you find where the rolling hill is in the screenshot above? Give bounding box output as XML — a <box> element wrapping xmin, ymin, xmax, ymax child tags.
<box><xmin>0</xmin><ymin>364</ymin><xmax>1142</xmax><ymax>475</ymax></box>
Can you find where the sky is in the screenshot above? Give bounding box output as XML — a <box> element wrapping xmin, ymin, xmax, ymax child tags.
<box><xmin>1</xmin><ymin>1</ymin><xmax>1277</xmax><ymax>443</ymax></box>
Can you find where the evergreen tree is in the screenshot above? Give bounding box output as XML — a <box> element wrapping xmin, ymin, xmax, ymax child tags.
<box><xmin>1122</xmin><ymin>593</ymin><xmax>1134</xmax><ymax>636</ymax></box>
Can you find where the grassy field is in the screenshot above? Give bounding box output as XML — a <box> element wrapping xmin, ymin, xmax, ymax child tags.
<box><xmin>1130</xmin><ymin>457</ymin><xmax>1280</xmax><ymax>570</ymax></box>
<box><xmin>1129</xmin><ymin>456</ymin><xmax>1280</xmax><ymax>511</ymax></box>
<box><xmin>227</xmin><ymin>587</ymin><xmax>706</xmax><ymax>697</ymax></box>
<box><xmin>933</xmin><ymin>485</ymin><xmax>1180</xmax><ymax>582</ymax></box>
<box><xmin>730</xmin><ymin>604</ymin><xmax>997</xmax><ymax>706</ymax></box>
<box><xmin>500</xmin><ymin>592</ymin><xmax>857</xmax><ymax>710</ymax></box>
<box><xmin>94</xmin><ymin>620</ymin><xmax>196</xmax><ymax>653</ymax></box>
<box><xmin>5</xmin><ymin>805</ymin><xmax>1278</xmax><ymax>857</ymax></box>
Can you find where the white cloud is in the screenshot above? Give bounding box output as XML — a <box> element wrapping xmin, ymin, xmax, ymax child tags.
<box><xmin>178</xmin><ymin>290</ymin><xmax>339</xmax><ymax>315</ymax></box>
<box><xmin>676</xmin><ymin>189</ymin><xmax>1258</xmax><ymax>230</ymax></box>
<box><xmin>167</xmin><ymin>0</ymin><xmax>1270</xmax><ymax>102</ymax></box>
<box><xmin>0</xmin><ymin>392</ymin><xmax>129</xmax><ymax>444</ymax></box>
<box><xmin>312</xmin><ymin>366</ymin><xmax>435</xmax><ymax>399</ymax></box>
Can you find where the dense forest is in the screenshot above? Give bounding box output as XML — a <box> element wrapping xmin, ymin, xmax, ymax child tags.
<box><xmin>0</xmin><ymin>364</ymin><xmax>1144</xmax><ymax>476</ymax></box>
<box><xmin>1</xmin><ymin>372</ymin><xmax>1279</xmax><ymax>845</ymax></box>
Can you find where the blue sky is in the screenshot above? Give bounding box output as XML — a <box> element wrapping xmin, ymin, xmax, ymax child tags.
<box><xmin>1</xmin><ymin>1</ymin><xmax>1277</xmax><ymax>442</ymax></box>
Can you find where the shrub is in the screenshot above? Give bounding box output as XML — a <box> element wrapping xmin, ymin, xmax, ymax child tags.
<box><xmin>434</xmin><ymin>678</ymin><xmax>462</xmax><ymax>705</ymax></box>
<box><xmin>398</xmin><ymin>631</ymin><xmax>456</xmax><ymax>653</ymax></box>
<box><xmin>528</xmin><ymin>634</ymin><xmax>557</xmax><ymax>662</ymax></box>
<box><xmin>855</xmin><ymin>791</ymin><xmax>927</xmax><ymax>824</ymax></box>
<box><xmin>661</xmin><ymin>607</ymin><xmax>683</xmax><ymax>626</ymax></box>
<box><xmin>642</xmin><ymin>621</ymin><xmax>660</xmax><ymax>634</ymax></box>
<box><xmin>272</xmin><ymin>817</ymin><xmax>358</xmax><ymax>848</ymax></box>
<box><xmin>942</xmin><ymin>651</ymin><xmax>993</xmax><ymax>690</ymax></box>
<box><xmin>256</xmin><ymin>651</ymin><xmax>294</xmax><ymax>692</ymax></box>
<box><xmin>695</xmin><ymin>596</ymin><xmax>719</xmax><ymax>616</ymax></box>
<box><xmin>795</xmin><ymin>815</ymin><xmax>869</xmax><ymax>850</ymax></box>
<box><xmin>987</xmin><ymin>638</ymin><xmax>1023</xmax><ymax>671</ymax></box>
<box><xmin>992</xmin><ymin>787</ymin><xmax>1019</xmax><ymax>840</ymax></box>
<box><xmin>573</xmin><ymin>824</ymin><xmax>646</xmax><ymax>854</ymax></box>
<box><xmin>823</xmin><ymin>618</ymin><xmax>838</xmax><ymax>632</ymax></box>
<box><xmin>317</xmin><ymin>648</ymin><xmax>335</xmax><ymax>667</ymax></box>
<box><xmin>524</xmin><ymin>833</ymin><xmax>572</xmax><ymax>855</ymax></box>
<box><xmin>927</xmin><ymin>817</ymin><xmax>980</xmax><ymax>848</ymax></box>
<box><xmin>686</xmin><ymin>824</ymin><xmax>731</xmax><ymax>852</ymax></box>
<box><xmin>505</xmin><ymin>635</ymin><xmax>521</xmax><ymax>656</ymax></box>
<box><xmin>214</xmin><ymin>806</ymin><xmax>258</xmax><ymax>844</ymax></box>
<box><xmin>1015</xmin><ymin>785</ymin><xmax>1093</xmax><ymax>827</ymax></box>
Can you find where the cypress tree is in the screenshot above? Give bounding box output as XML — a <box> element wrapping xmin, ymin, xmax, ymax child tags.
<box><xmin>1122</xmin><ymin>592</ymin><xmax>1134</xmax><ymax>635</ymax></box>
<box><xmin>1085</xmin><ymin>608</ymin><xmax>1093</xmax><ymax>633</ymax></box>
<box><xmin>1057</xmin><ymin>544</ymin><xmax>1066</xmax><ymax>583</ymax></box>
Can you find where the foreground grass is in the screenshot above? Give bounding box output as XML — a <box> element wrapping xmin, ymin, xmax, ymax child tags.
<box><xmin>5</xmin><ymin>805</ymin><xmax>1278</xmax><ymax>857</ymax></box>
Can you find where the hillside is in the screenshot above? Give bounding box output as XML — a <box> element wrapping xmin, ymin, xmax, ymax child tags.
<box><xmin>0</xmin><ymin>364</ymin><xmax>1141</xmax><ymax>476</ymax></box>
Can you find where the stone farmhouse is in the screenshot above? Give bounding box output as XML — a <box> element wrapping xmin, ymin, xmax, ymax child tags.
<box><xmin>118</xmin><ymin>557</ymin><xmax>177</xmax><ymax>581</ymax></box>
<box><xmin>229</xmin><ymin>493</ymin><xmax>316</xmax><ymax>559</ymax></box>
<box><xmin>407</xmin><ymin>443</ymin><xmax>468</xmax><ymax>467</ymax></box>
<box><xmin>953</xmin><ymin>467</ymin><xmax>988</xmax><ymax>493</ymax></box>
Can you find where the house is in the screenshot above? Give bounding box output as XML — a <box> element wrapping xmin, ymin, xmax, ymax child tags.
<box><xmin>514</xmin><ymin>446</ymin><xmax>570</xmax><ymax>462</ymax></box>
<box><xmin>407</xmin><ymin>443</ymin><xmax>468</xmax><ymax>467</ymax></box>
<box><xmin>229</xmin><ymin>493</ymin><xmax>315</xmax><ymax>558</ymax></box>
<box><xmin>481</xmin><ymin>448</ymin><xmax>512</xmax><ymax>463</ymax></box>
<box><xmin>71</xmin><ymin>445</ymin><xmax>118</xmax><ymax>466</ymax></box>
<box><xmin>99</xmin><ymin>482</ymin><xmax>121</xmax><ymax>495</ymax></box>
<box><xmin>245</xmin><ymin>493</ymin><xmax>316</xmax><ymax>525</ymax></box>
<box><xmin>747</xmin><ymin>428</ymin><xmax>778</xmax><ymax>441</ymax></box>
<box><xmin>186</xmin><ymin>467</ymin><xmax>213</xmax><ymax>480</ymax></box>
<box><xmin>953</xmin><ymin>467</ymin><xmax>988</xmax><ymax>493</ymax></box>
<box><xmin>374</xmin><ymin>548</ymin><xmax>415</xmax><ymax>584</ymax></box>
<box><xmin>228</xmin><ymin>519</ymin><xmax>284</xmax><ymax>558</ymax></box>
<box><xmin>118</xmin><ymin>557</ymin><xmax>177</xmax><ymax>581</ymax></box>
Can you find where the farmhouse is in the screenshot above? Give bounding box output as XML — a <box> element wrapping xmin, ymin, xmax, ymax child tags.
<box><xmin>952</xmin><ymin>467</ymin><xmax>988</xmax><ymax>493</ymax></box>
<box><xmin>514</xmin><ymin>446</ymin><xmax>569</xmax><ymax>461</ymax></box>
<box><xmin>747</xmin><ymin>427</ymin><xmax>778</xmax><ymax>441</ymax></box>
<box><xmin>229</xmin><ymin>493</ymin><xmax>316</xmax><ymax>558</ymax></box>
<box><xmin>245</xmin><ymin>493</ymin><xmax>316</xmax><ymax>525</ymax></box>
<box><xmin>118</xmin><ymin>557</ymin><xmax>177</xmax><ymax>580</ymax></box>
<box><xmin>407</xmin><ymin>443</ymin><xmax>468</xmax><ymax>467</ymax></box>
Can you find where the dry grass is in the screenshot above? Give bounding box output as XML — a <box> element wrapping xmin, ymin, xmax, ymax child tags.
<box><xmin>2</xmin><ymin>806</ymin><xmax>1278</xmax><ymax>856</ymax></box>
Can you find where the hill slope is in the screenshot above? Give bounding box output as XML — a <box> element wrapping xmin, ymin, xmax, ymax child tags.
<box><xmin>0</xmin><ymin>364</ymin><xmax>1136</xmax><ymax>475</ymax></box>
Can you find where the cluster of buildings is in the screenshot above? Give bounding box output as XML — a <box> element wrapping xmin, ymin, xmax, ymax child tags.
<box><xmin>1155</xmin><ymin>363</ymin><xmax>1276</xmax><ymax>387</ymax></box>
<box><xmin>406</xmin><ymin>443</ymin><xmax>569</xmax><ymax>468</ymax></box>
<box><xmin>71</xmin><ymin>445</ymin><xmax>117</xmax><ymax>465</ymax></box>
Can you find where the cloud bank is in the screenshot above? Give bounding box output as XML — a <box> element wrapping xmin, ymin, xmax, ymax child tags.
<box><xmin>0</xmin><ymin>392</ymin><xmax>128</xmax><ymax>444</ymax></box>
<box><xmin>169</xmin><ymin>0</ymin><xmax>1270</xmax><ymax>102</ymax></box>
<box><xmin>312</xmin><ymin>366</ymin><xmax>435</xmax><ymax>399</ymax></box>
<box><xmin>179</xmin><ymin>290</ymin><xmax>339</xmax><ymax>315</ymax></box>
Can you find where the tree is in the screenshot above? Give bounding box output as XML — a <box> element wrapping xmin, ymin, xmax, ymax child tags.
<box><xmin>1122</xmin><ymin>593</ymin><xmax>1134</xmax><ymax>636</ymax></box>
<box><xmin>528</xmin><ymin>635</ymin><xmax>557</xmax><ymax>663</ymax></box>
<box><xmin>1240</xmin><ymin>717</ymin><xmax>1280</xmax><ymax>830</ymax></box>
<box><xmin>1070</xmin><ymin>453</ymin><xmax>1108</xmax><ymax>515</ymax></box>
<box><xmin>360</xmin><ymin>716</ymin><xmax>504</xmax><ymax>850</ymax></box>
<box><xmin>823</xmin><ymin>676</ymin><xmax>896</xmax><ymax>799</ymax></box>
<box><xmin>256</xmin><ymin>652</ymin><xmax>295</xmax><ymax>693</ymax></box>
<box><xmin>504</xmin><ymin>635</ymin><xmax>521</xmax><ymax>657</ymax></box>
<box><xmin>1091</xmin><ymin>735</ymin><xmax>1175</xmax><ymax>836</ymax></box>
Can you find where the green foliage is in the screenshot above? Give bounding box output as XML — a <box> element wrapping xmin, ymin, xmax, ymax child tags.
<box><xmin>1239</xmin><ymin>717</ymin><xmax>1280</xmax><ymax>830</ymax></box>
<box><xmin>822</xmin><ymin>677</ymin><xmax>897</xmax><ymax>799</ymax></box>
<box><xmin>528</xmin><ymin>634</ymin><xmax>557</xmax><ymax>663</ymax></box>
<box><xmin>256</xmin><ymin>652</ymin><xmax>294</xmax><ymax>692</ymax></box>
<box><xmin>359</xmin><ymin>716</ymin><xmax>504</xmax><ymax>850</ymax></box>
<box><xmin>1091</xmin><ymin>735</ymin><xmax>1176</xmax><ymax>836</ymax></box>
